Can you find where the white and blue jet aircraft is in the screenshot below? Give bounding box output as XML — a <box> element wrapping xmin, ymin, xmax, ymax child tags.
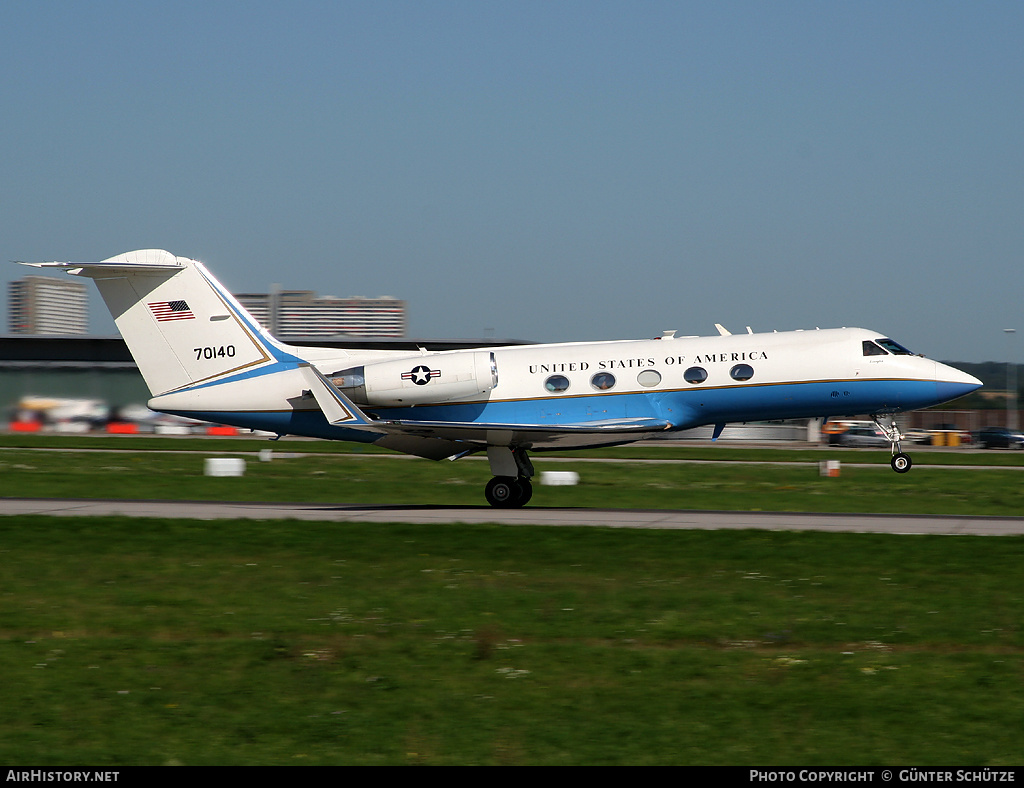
<box><xmin>21</xmin><ymin>249</ymin><xmax>982</xmax><ymax>507</ymax></box>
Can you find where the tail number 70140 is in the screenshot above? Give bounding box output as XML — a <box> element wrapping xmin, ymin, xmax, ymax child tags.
<box><xmin>194</xmin><ymin>345</ymin><xmax>236</xmax><ymax>360</ymax></box>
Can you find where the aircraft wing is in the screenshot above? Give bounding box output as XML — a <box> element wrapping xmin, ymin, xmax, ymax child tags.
<box><xmin>372</xmin><ymin>416</ymin><xmax>671</xmax><ymax>440</ymax></box>
<box><xmin>366</xmin><ymin>416</ymin><xmax>672</xmax><ymax>458</ymax></box>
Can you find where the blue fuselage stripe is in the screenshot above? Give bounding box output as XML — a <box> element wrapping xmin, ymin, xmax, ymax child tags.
<box><xmin>168</xmin><ymin>377</ymin><xmax>969</xmax><ymax>443</ymax></box>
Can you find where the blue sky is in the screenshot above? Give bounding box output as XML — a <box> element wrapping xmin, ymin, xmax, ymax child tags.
<box><xmin>3</xmin><ymin>1</ymin><xmax>1022</xmax><ymax>361</ymax></box>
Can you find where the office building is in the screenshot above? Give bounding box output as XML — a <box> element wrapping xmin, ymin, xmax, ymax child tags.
<box><xmin>8</xmin><ymin>275</ymin><xmax>89</xmax><ymax>335</ymax></box>
<box><xmin>235</xmin><ymin>289</ymin><xmax>406</xmax><ymax>338</ymax></box>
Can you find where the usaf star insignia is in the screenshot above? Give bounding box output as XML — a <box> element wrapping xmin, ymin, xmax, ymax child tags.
<box><xmin>401</xmin><ymin>365</ymin><xmax>441</xmax><ymax>385</ymax></box>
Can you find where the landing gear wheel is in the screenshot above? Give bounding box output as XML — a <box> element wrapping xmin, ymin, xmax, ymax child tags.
<box><xmin>516</xmin><ymin>478</ymin><xmax>533</xmax><ymax>506</ymax></box>
<box><xmin>891</xmin><ymin>453</ymin><xmax>912</xmax><ymax>473</ymax></box>
<box><xmin>485</xmin><ymin>476</ymin><xmax>526</xmax><ymax>508</ymax></box>
<box><xmin>873</xmin><ymin>417</ymin><xmax>912</xmax><ymax>475</ymax></box>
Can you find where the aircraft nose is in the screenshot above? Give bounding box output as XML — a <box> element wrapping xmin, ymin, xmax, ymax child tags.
<box><xmin>934</xmin><ymin>362</ymin><xmax>983</xmax><ymax>402</ymax></box>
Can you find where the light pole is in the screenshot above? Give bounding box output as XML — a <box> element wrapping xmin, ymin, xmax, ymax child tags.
<box><xmin>1005</xmin><ymin>329</ymin><xmax>1017</xmax><ymax>430</ymax></box>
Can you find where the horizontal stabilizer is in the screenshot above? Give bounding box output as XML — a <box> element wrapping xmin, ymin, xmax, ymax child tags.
<box><xmin>18</xmin><ymin>261</ymin><xmax>185</xmax><ymax>275</ymax></box>
<box><xmin>18</xmin><ymin>249</ymin><xmax>186</xmax><ymax>275</ymax></box>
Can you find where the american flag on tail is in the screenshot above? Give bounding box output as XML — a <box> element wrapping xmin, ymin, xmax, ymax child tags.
<box><xmin>147</xmin><ymin>300</ymin><xmax>195</xmax><ymax>321</ymax></box>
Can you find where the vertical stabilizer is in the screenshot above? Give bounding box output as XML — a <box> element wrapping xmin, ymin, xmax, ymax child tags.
<box><xmin>25</xmin><ymin>250</ymin><xmax>290</xmax><ymax>395</ymax></box>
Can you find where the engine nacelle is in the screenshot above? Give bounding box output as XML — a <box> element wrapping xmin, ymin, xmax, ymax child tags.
<box><xmin>327</xmin><ymin>351</ymin><xmax>498</xmax><ymax>407</ymax></box>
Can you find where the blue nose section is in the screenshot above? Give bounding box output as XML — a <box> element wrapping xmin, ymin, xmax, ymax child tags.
<box><xmin>934</xmin><ymin>363</ymin><xmax>983</xmax><ymax>404</ymax></box>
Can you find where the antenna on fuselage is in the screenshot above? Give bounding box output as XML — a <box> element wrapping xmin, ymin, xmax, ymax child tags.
<box><xmin>714</xmin><ymin>323</ymin><xmax>731</xmax><ymax>336</ymax></box>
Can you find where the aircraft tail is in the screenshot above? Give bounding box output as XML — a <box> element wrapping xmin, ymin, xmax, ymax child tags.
<box><xmin>22</xmin><ymin>249</ymin><xmax>294</xmax><ymax>396</ymax></box>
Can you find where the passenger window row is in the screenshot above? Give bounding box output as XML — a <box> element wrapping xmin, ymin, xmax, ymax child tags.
<box><xmin>544</xmin><ymin>364</ymin><xmax>755</xmax><ymax>393</ymax></box>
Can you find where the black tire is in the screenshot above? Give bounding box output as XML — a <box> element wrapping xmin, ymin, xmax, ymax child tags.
<box><xmin>485</xmin><ymin>476</ymin><xmax>522</xmax><ymax>508</ymax></box>
<box><xmin>891</xmin><ymin>453</ymin><xmax>912</xmax><ymax>473</ymax></box>
<box><xmin>517</xmin><ymin>478</ymin><xmax>533</xmax><ymax>506</ymax></box>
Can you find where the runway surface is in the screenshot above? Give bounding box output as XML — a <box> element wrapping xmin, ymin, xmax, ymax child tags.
<box><xmin>3</xmin><ymin>497</ymin><xmax>1023</xmax><ymax>535</ymax></box>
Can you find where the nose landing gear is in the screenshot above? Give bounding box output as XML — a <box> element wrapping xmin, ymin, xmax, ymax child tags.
<box><xmin>874</xmin><ymin>417</ymin><xmax>913</xmax><ymax>473</ymax></box>
<box><xmin>890</xmin><ymin>452</ymin><xmax>912</xmax><ymax>473</ymax></box>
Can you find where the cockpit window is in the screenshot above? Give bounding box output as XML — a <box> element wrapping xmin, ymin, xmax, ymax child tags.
<box><xmin>863</xmin><ymin>340</ymin><xmax>888</xmax><ymax>356</ymax></box>
<box><xmin>876</xmin><ymin>338</ymin><xmax>913</xmax><ymax>355</ymax></box>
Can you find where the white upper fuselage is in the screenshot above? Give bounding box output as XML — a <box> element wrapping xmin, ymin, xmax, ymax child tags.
<box><xmin>303</xmin><ymin>327</ymin><xmax>975</xmax><ymax>426</ymax></box>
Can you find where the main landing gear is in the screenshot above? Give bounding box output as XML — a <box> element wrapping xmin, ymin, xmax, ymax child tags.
<box><xmin>485</xmin><ymin>475</ymin><xmax>533</xmax><ymax>508</ymax></box>
<box><xmin>484</xmin><ymin>446</ymin><xmax>534</xmax><ymax>508</ymax></box>
<box><xmin>874</xmin><ymin>417</ymin><xmax>913</xmax><ymax>473</ymax></box>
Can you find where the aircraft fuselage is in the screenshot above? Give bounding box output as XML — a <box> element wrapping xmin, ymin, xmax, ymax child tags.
<box><xmin>152</xmin><ymin>326</ymin><xmax>978</xmax><ymax>450</ymax></box>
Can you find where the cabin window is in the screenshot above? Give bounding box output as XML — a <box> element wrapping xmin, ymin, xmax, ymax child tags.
<box><xmin>637</xmin><ymin>369</ymin><xmax>661</xmax><ymax>388</ymax></box>
<box><xmin>876</xmin><ymin>338</ymin><xmax>914</xmax><ymax>355</ymax></box>
<box><xmin>730</xmin><ymin>364</ymin><xmax>754</xmax><ymax>381</ymax></box>
<box><xmin>683</xmin><ymin>366</ymin><xmax>708</xmax><ymax>384</ymax></box>
<box><xmin>863</xmin><ymin>340</ymin><xmax>888</xmax><ymax>356</ymax></box>
<box><xmin>544</xmin><ymin>374</ymin><xmax>570</xmax><ymax>393</ymax></box>
<box><xmin>591</xmin><ymin>372</ymin><xmax>616</xmax><ymax>390</ymax></box>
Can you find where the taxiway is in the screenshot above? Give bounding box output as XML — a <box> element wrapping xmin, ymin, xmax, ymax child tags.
<box><xmin>2</xmin><ymin>497</ymin><xmax>1022</xmax><ymax>536</ymax></box>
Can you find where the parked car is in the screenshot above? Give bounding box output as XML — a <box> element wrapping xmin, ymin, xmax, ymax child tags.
<box><xmin>905</xmin><ymin>427</ymin><xmax>936</xmax><ymax>445</ymax></box>
<box><xmin>910</xmin><ymin>423</ymin><xmax>973</xmax><ymax>446</ymax></box>
<box><xmin>930</xmin><ymin>423</ymin><xmax>973</xmax><ymax>445</ymax></box>
<box><xmin>976</xmin><ymin>427</ymin><xmax>1024</xmax><ymax>450</ymax></box>
<box><xmin>837</xmin><ymin>425</ymin><xmax>891</xmax><ymax>447</ymax></box>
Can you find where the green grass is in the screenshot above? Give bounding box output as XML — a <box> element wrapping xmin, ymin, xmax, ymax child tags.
<box><xmin>3</xmin><ymin>445</ymin><xmax>1024</xmax><ymax>514</ymax></box>
<box><xmin>0</xmin><ymin>517</ymin><xmax>1022</xmax><ymax>765</ymax></box>
<box><xmin>5</xmin><ymin>431</ymin><xmax>1024</xmax><ymax>466</ymax></box>
<box><xmin>2</xmin><ymin>438</ymin><xmax>1024</xmax><ymax>764</ymax></box>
